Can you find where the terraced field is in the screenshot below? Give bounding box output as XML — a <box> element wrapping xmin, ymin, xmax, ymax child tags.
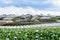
<box><xmin>0</xmin><ymin>28</ymin><xmax>60</xmax><ymax>40</ymax></box>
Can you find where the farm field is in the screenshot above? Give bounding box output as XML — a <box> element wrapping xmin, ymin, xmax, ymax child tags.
<box><xmin>0</xmin><ymin>28</ymin><xmax>60</xmax><ymax>40</ymax></box>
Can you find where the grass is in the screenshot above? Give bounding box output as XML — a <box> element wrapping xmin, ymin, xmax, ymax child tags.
<box><xmin>0</xmin><ymin>28</ymin><xmax>60</xmax><ymax>40</ymax></box>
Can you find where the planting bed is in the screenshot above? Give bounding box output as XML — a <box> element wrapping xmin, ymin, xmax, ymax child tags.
<box><xmin>0</xmin><ymin>28</ymin><xmax>60</xmax><ymax>40</ymax></box>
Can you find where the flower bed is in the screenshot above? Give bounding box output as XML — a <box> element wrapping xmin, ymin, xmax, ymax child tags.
<box><xmin>0</xmin><ymin>28</ymin><xmax>60</xmax><ymax>40</ymax></box>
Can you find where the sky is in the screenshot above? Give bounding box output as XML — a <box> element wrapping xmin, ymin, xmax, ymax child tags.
<box><xmin>0</xmin><ymin>0</ymin><xmax>60</xmax><ymax>16</ymax></box>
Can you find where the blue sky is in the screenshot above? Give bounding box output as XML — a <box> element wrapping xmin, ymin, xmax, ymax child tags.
<box><xmin>0</xmin><ymin>0</ymin><xmax>60</xmax><ymax>15</ymax></box>
<box><xmin>0</xmin><ymin>0</ymin><xmax>59</xmax><ymax>11</ymax></box>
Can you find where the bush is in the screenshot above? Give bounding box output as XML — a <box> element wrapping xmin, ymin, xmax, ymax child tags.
<box><xmin>0</xmin><ymin>28</ymin><xmax>60</xmax><ymax>40</ymax></box>
<box><xmin>2</xmin><ymin>22</ymin><xmax>19</xmax><ymax>26</ymax></box>
<box><xmin>2</xmin><ymin>22</ymin><xmax>42</xmax><ymax>26</ymax></box>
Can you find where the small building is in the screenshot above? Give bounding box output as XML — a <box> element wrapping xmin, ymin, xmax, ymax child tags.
<box><xmin>15</xmin><ymin>18</ymin><xmax>27</xmax><ymax>22</ymax></box>
<box><xmin>15</xmin><ymin>14</ymin><xmax>33</xmax><ymax>22</ymax></box>
<box><xmin>39</xmin><ymin>17</ymin><xmax>51</xmax><ymax>22</ymax></box>
<box><xmin>40</xmin><ymin>17</ymin><xmax>51</xmax><ymax>20</ymax></box>
<box><xmin>3</xmin><ymin>17</ymin><xmax>14</xmax><ymax>23</ymax></box>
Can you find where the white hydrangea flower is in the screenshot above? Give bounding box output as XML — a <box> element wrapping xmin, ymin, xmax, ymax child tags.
<box><xmin>35</xmin><ymin>30</ymin><xmax>39</xmax><ymax>32</ymax></box>
<box><xmin>40</xmin><ymin>37</ymin><xmax>43</xmax><ymax>39</ymax></box>
<box><xmin>59</xmin><ymin>38</ymin><xmax>60</xmax><ymax>40</ymax></box>
<box><xmin>40</xmin><ymin>34</ymin><xmax>42</xmax><ymax>35</ymax></box>
<box><xmin>25</xmin><ymin>34</ymin><xmax>27</xmax><ymax>37</ymax></box>
<box><xmin>14</xmin><ymin>36</ymin><xmax>17</xmax><ymax>40</ymax></box>
<box><xmin>6</xmin><ymin>38</ymin><xmax>9</xmax><ymax>40</ymax></box>
<box><xmin>41</xmin><ymin>31</ymin><xmax>43</xmax><ymax>32</ymax></box>
<box><xmin>36</xmin><ymin>36</ymin><xmax>39</xmax><ymax>38</ymax></box>
<box><xmin>19</xmin><ymin>32</ymin><xmax>21</xmax><ymax>33</ymax></box>
<box><xmin>14</xmin><ymin>36</ymin><xmax>17</xmax><ymax>38</ymax></box>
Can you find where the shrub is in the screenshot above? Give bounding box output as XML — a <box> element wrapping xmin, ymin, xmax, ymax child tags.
<box><xmin>0</xmin><ymin>28</ymin><xmax>60</xmax><ymax>40</ymax></box>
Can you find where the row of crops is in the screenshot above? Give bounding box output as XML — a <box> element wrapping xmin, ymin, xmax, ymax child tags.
<box><xmin>0</xmin><ymin>28</ymin><xmax>60</xmax><ymax>40</ymax></box>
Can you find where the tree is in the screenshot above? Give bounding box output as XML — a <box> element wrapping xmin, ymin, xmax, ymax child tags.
<box><xmin>49</xmin><ymin>17</ymin><xmax>57</xmax><ymax>22</ymax></box>
<box><xmin>0</xmin><ymin>17</ymin><xmax>5</xmax><ymax>20</ymax></box>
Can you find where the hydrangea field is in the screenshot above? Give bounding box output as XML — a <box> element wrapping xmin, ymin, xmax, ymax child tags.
<box><xmin>0</xmin><ymin>28</ymin><xmax>60</xmax><ymax>40</ymax></box>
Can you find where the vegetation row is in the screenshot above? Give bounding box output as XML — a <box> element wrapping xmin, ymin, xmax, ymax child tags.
<box><xmin>0</xmin><ymin>28</ymin><xmax>60</xmax><ymax>40</ymax></box>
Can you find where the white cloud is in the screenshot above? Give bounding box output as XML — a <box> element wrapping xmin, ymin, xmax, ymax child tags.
<box><xmin>47</xmin><ymin>0</ymin><xmax>60</xmax><ymax>6</ymax></box>
<box><xmin>0</xmin><ymin>6</ymin><xmax>60</xmax><ymax>16</ymax></box>
<box><xmin>52</xmin><ymin>0</ymin><xmax>60</xmax><ymax>6</ymax></box>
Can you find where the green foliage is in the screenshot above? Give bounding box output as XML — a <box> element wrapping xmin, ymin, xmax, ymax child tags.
<box><xmin>0</xmin><ymin>17</ymin><xmax>5</xmax><ymax>20</ymax></box>
<box><xmin>2</xmin><ymin>22</ymin><xmax>42</xmax><ymax>26</ymax></box>
<box><xmin>48</xmin><ymin>17</ymin><xmax>57</xmax><ymax>22</ymax></box>
<box><xmin>55</xmin><ymin>16</ymin><xmax>60</xmax><ymax>20</ymax></box>
<box><xmin>2</xmin><ymin>22</ymin><xmax>19</xmax><ymax>26</ymax></box>
<box><xmin>12</xmin><ymin>16</ymin><xmax>21</xmax><ymax>22</ymax></box>
<box><xmin>0</xmin><ymin>28</ymin><xmax>60</xmax><ymax>40</ymax></box>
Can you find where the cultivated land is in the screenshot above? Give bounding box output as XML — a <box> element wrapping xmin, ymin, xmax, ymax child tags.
<box><xmin>0</xmin><ymin>28</ymin><xmax>60</xmax><ymax>40</ymax></box>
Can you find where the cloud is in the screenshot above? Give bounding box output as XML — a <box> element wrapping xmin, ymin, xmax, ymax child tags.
<box><xmin>0</xmin><ymin>0</ymin><xmax>51</xmax><ymax>7</ymax></box>
<box><xmin>0</xmin><ymin>0</ymin><xmax>60</xmax><ymax>7</ymax></box>
<box><xmin>0</xmin><ymin>0</ymin><xmax>60</xmax><ymax>12</ymax></box>
<box><xmin>0</xmin><ymin>6</ymin><xmax>60</xmax><ymax>16</ymax></box>
<box><xmin>47</xmin><ymin>0</ymin><xmax>60</xmax><ymax>6</ymax></box>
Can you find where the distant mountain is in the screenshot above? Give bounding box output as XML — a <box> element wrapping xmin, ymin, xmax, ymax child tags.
<box><xmin>0</xmin><ymin>14</ymin><xmax>17</xmax><ymax>18</ymax></box>
<box><xmin>6</xmin><ymin>14</ymin><xmax>17</xmax><ymax>18</ymax></box>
